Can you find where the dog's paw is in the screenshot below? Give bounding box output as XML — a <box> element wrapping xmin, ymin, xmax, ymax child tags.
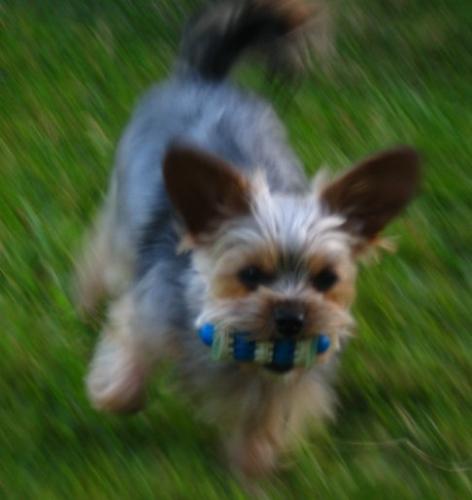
<box><xmin>86</xmin><ymin>334</ymin><xmax>146</xmax><ymax>414</ymax></box>
<box><xmin>227</xmin><ymin>434</ymin><xmax>278</xmax><ymax>480</ymax></box>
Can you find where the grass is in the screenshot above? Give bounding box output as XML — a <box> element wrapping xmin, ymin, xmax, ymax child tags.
<box><xmin>1</xmin><ymin>0</ymin><xmax>471</xmax><ymax>498</ymax></box>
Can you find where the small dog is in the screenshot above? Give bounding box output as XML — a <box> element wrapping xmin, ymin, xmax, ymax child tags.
<box><xmin>76</xmin><ymin>0</ymin><xmax>420</xmax><ymax>478</ymax></box>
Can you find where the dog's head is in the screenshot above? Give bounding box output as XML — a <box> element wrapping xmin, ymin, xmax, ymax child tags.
<box><xmin>163</xmin><ymin>145</ymin><xmax>420</xmax><ymax>372</ymax></box>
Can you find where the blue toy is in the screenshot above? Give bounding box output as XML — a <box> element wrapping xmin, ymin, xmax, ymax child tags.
<box><xmin>198</xmin><ymin>323</ymin><xmax>330</xmax><ymax>369</ymax></box>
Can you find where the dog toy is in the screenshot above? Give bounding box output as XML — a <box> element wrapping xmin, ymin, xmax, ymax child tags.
<box><xmin>198</xmin><ymin>323</ymin><xmax>330</xmax><ymax>369</ymax></box>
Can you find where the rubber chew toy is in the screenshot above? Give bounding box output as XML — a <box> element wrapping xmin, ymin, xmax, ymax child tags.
<box><xmin>198</xmin><ymin>323</ymin><xmax>330</xmax><ymax>369</ymax></box>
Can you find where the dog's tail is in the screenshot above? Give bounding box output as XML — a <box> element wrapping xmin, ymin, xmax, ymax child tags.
<box><xmin>177</xmin><ymin>0</ymin><xmax>331</xmax><ymax>80</ymax></box>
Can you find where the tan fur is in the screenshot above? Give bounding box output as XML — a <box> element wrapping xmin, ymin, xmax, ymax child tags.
<box><xmin>225</xmin><ymin>370</ymin><xmax>335</xmax><ymax>478</ymax></box>
<box><xmin>78</xmin><ymin>3</ymin><xmax>420</xmax><ymax>481</ymax></box>
<box><xmin>86</xmin><ymin>293</ymin><xmax>149</xmax><ymax>413</ymax></box>
<box><xmin>74</xmin><ymin>181</ymin><xmax>134</xmax><ymax>316</ymax></box>
<box><xmin>212</xmin><ymin>246</ymin><xmax>279</xmax><ymax>300</ymax></box>
<box><xmin>80</xmin><ymin>143</ymin><xmax>418</xmax><ymax>481</ymax></box>
<box><xmin>74</xmin><ymin>211</ymin><xmax>112</xmax><ymax>316</ymax></box>
<box><xmin>256</xmin><ymin>0</ymin><xmax>318</xmax><ymax>28</ymax></box>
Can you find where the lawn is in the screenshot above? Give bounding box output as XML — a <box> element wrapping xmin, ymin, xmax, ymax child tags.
<box><xmin>1</xmin><ymin>0</ymin><xmax>471</xmax><ymax>498</ymax></box>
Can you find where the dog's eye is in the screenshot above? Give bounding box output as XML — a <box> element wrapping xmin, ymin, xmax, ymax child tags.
<box><xmin>238</xmin><ymin>266</ymin><xmax>273</xmax><ymax>291</ymax></box>
<box><xmin>311</xmin><ymin>267</ymin><xmax>338</xmax><ymax>292</ymax></box>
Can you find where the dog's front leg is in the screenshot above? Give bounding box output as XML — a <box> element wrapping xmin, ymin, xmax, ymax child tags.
<box><xmin>85</xmin><ymin>290</ymin><xmax>168</xmax><ymax>414</ymax></box>
<box><xmin>225</xmin><ymin>394</ymin><xmax>289</xmax><ymax>479</ymax></box>
<box><xmin>228</xmin><ymin>430</ymin><xmax>283</xmax><ymax>480</ymax></box>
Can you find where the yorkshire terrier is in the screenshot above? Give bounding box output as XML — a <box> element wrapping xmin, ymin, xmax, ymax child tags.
<box><xmin>76</xmin><ymin>0</ymin><xmax>421</xmax><ymax>478</ymax></box>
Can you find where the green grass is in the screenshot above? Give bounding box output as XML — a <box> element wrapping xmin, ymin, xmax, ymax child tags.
<box><xmin>1</xmin><ymin>0</ymin><xmax>471</xmax><ymax>498</ymax></box>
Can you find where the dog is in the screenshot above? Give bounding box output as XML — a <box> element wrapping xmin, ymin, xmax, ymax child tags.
<box><xmin>76</xmin><ymin>0</ymin><xmax>421</xmax><ymax>478</ymax></box>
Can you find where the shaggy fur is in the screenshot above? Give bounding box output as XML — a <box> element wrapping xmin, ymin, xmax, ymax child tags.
<box><xmin>76</xmin><ymin>0</ymin><xmax>420</xmax><ymax>479</ymax></box>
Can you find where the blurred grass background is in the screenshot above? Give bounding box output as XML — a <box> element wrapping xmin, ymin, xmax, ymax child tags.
<box><xmin>1</xmin><ymin>0</ymin><xmax>471</xmax><ymax>498</ymax></box>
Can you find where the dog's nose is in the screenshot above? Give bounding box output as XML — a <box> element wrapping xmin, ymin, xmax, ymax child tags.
<box><xmin>274</xmin><ymin>306</ymin><xmax>305</xmax><ymax>337</ymax></box>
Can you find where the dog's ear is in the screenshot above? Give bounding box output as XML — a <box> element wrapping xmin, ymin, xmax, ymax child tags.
<box><xmin>163</xmin><ymin>145</ymin><xmax>250</xmax><ymax>239</ymax></box>
<box><xmin>321</xmin><ymin>146</ymin><xmax>421</xmax><ymax>240</ymax></box>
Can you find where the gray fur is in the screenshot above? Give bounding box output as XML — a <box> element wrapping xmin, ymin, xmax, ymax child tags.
<box><xmin>115</xmin><ymin>72</ymin><xmax>307</xmax><ymax>293</ymax></box>
<box><xmin>112</xmin><ymin>71</ymin><xmax>321</xmax><ymax>365</ymax></box>
<box><xmin>81</xmin><ymin>0</ymin><xmax>346</xmax><ymax>475</ymax></box>
<box><xmin>83</xmin><ymin>68</ymin><xmax>341</xmax><ymax>451</ymax></box>
<box><xmin>78</xmin><ymin>1</ymin><xmax>420</xmax><ymax>478</ymax></box>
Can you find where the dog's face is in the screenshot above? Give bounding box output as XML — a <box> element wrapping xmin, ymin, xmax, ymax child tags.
<box><xmin>164</xmin><ymin>146</ymin><xmax>420</xmax><ymax>368</ymax></box>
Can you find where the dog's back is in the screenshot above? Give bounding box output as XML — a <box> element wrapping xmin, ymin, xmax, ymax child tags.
<box><xmin>76</xmin><ymin>0</ymin><xmax>321</xmax><ymax>312</ymax></box>
<box><xmin>115</xmin><ymin>2</ymin><xmax>322</xmax><ymax>277</ymax></box>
